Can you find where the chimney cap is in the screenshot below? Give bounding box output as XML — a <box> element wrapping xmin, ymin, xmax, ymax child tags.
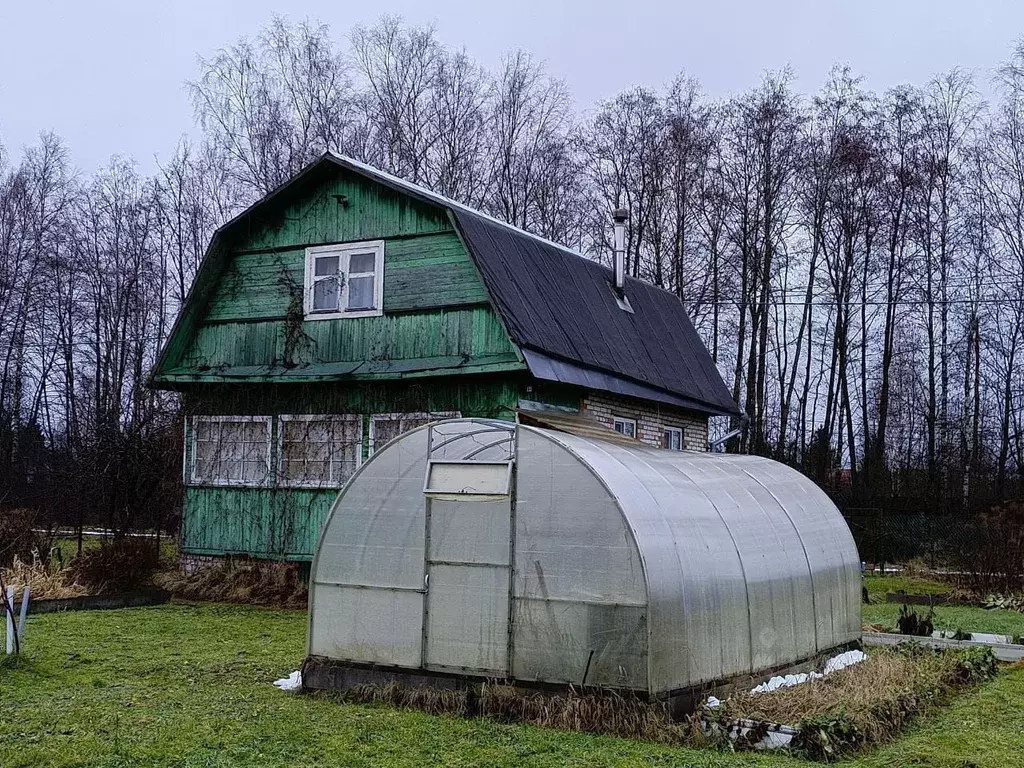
<box><xmin>612</xmin><ymin>207</ymin><xmax>629</xmax><ymax>223</ymax></box>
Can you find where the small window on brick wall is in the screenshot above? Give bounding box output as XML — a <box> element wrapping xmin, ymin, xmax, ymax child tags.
<box><xmin>663</xmin><ymin>426</ymin><xmax>684</xmax><ymax>451</ymax></box>
<box><xmin>612</xmin><ymin>416</ymin><xmax>637</xmax><ymax>439</ymax></box>
<box><xmin>278</xmin><ymin>415</ymin><xmax>363</xmax><ymax>488</ymax></box>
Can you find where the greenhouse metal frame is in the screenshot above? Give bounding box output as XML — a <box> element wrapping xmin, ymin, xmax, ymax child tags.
<box><xmin>305</xmin><ymin>419</ymin><xmax>861</xmax><ymax>701</ymax></box>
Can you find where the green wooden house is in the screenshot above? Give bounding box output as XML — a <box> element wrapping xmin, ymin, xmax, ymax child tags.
<box><xmin>151</xmin><ymin>154</ymin><xmax>738</xmax><ymax>565</ymax></box>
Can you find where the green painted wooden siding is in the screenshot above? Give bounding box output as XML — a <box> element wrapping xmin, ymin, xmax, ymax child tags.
<box><xmin>156</xmin><ymin>165</ymin><xmax>518</xmax><ymax>380</ymax></box>
<box><xmin>184</xmin><ymin>377</ymin><xmax>524</xmax><ymax>418</ymax></box>
<box><xmin>205</xmin><ymin>232</ymin><xmax>488</xmax><ymax>323</ymax></box>
<box><xmin>180</xmin><ymin>377</ymin><xmax>525</xmax><ymax>559</ymax></box>
<box><xmin>241</xmin><ymin>166</ymin><xmax>452</xmax><ymax>251</ymax></box>
<box><xmin>170</xmin><ymin>306</ymin><xmax>518</xmax><ymax>375</ymax></box>
<box><xmin>160</xmin><ymin>165</ymin><xmax>533</xmax><ymax>560</ymax></box>
<box><xmin>183</xmin><ymin>487</ymin><xmax>334</xmax><ymax>560</ymax></box>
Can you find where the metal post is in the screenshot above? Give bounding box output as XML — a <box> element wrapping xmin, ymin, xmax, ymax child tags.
<box><xmin>4</xmin><ymin>586</ymin><xmax>14</xmax><ymax>655</ymax></box>
<box><xmin>18</xmin><ymin>586</ymin><xmax>30</xmax><ymax>644</ymax></box>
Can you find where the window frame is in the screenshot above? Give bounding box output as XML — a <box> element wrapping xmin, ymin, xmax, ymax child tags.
<box><xmin>188</xmin><ymin>415</ymin><xmax>272</xmax><ymax>488</ymax></box>
<box><xmin>663</xmin><ymin>425</ymin><xmax>684</xmax><ymax>451</ymax></box>
<box><xmin>277</xmin><ymin>414</ymin><xmax>365</xmax><ymax>489</ymax></box>
<box><xmin>612</xmin><ymin>416</ymin><xmax>637</xmax><ymax>439</ymax></box>
<box><xmin>369</xmin><ymin>411</ymin><xmax>461</xmax><ymax>454</ymax></box>
<box><xmin>303</xmin><ymin>240</ymin><xmax>386</xmax><ymax>321</ymax></box>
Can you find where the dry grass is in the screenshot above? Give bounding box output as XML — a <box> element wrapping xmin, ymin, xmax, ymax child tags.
<box><xmin>306</xmin><ymin>647</ymin><xmax>996</xmax><ymax>761</ymax></box>
<box><xmin>0</xmin><ymin>555</ymin><xmax>87</xmax><ymax>600</ymax></box>
<box><xmin>156</xmin><ymin>557</ymin><xmax>308</xmax><ymax>608</ymax></box>
<box><xmin>339</xmin><ymin>681</ymin><xmax>470</xmax><ymax>716</ymax></box>
<box><xmin>324</xmin><ymin>679</ymin><xmax>705</xmax><ymax>747</ymax></box>
<box><xmin>480</xmin><ymin>683</ymin><xmax>704</xmax><ymax>744</ymax></box>
<box><xmin>897</xmin><ymin>557</ymin><xmax>938</xmax><ymax>580</ymax></box>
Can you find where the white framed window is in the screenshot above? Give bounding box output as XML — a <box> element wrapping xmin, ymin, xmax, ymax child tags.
<box><xmin>278</xmin><ymin>415</ymin><xmax>364</xmax><ymax>488</ymax></box>
<box><xmin>612</xmin><ymin>416</ymin><xmax>637</xmax><ymax>439</ymax></box>
<box><xmin>663</xmin><ymin>426</ymin><xmax>684</xmax><ymax>451</ymax></box>
<box><xmin>190</xmin><ymin>416</ymin><xmax>271</xmax><ymax>487</ymax></box>
<box><xmin>370</xmin><ymin>412</ymin><xmax>461</xmax><ymax>454</ymax></box>
<box><xmin>304</xmin><ymin>240</ymin><xmax>385</xmax><ymax>320</ymax></box>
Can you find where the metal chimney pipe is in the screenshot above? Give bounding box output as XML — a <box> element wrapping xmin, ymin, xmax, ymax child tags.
<box><xmin>612</xmin><ymin>207</ymin><xmax>628</xmax><ymax>293</ymax></box>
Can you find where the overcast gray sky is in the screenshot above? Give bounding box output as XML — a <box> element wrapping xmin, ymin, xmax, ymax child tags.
<box><xmin>2</xmin><ymin>0</ymin><xmax>1023</xmax><ymax>174</ymax></box>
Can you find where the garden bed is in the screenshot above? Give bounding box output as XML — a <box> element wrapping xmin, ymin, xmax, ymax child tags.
<box><xmin>27</xmin><ymin>587</ymin><xmax>170</xmax><ymax>614</ymax></box>
<box><xmin>709</xmin><ymin>644</ymin><xmax>999</xmax><ymax>760</ymax></box>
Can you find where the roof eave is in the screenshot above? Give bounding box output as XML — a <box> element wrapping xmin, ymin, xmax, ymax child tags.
<box><xmin>520</xmin><ymin>348</ymin><xmax>741</xmax><ymax>418</ymax></box>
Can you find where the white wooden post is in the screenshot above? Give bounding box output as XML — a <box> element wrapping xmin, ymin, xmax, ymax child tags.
<box><xmin>4</xmin><ymin>585</ymin><xmax>13</xmax><ymax>655</ymax></box>
<box><xmin>18</xmin><ymin>586</ymin><xmax>30</xmax><ymax>644</ymax></box>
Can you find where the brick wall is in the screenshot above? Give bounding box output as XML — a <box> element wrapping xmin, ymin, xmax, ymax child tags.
<box><xmin>581</xmin><ymin>392</ymin><xmax>709</xmax><ymax>450</ymax></box>
<box><xmin>181</xmin><ymin>553</ymin><xmax>221</xmax><ymax>575</ymax></box>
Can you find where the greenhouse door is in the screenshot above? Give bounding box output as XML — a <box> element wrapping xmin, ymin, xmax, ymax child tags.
<box><xmin>422</xmin><ymin>497</ymin><xmax>512</xmax><ymax>675</ymax></box>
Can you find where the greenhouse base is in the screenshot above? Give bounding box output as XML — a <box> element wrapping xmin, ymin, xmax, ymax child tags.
<box><xmin>301</xmin><ymin>645</ymin><xmax>859</xmax><ymax>717</ymax></box>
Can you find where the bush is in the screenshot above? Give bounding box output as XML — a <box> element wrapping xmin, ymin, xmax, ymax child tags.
<box><xmin>793</xmin><ymin>712</ymin><xmax>863</xmax><ymax>762</ymax></box>
<box><xmin>897</xmin><ymin>604</ymin><xmax>934</xmax><ymax>636</ymax></box>
<box><xmin>955</xmin><ymin>502</ymin><xmax>1024</xmax><ymax>594</ymax></box>
<box><xmin>69</xmin><ymin>538</ymin><xmax>161</xmax><ymax>594</ymax></box>
<box><xmin>948</xmin><ymin>646</ymin><xmax>998</xmax><ymax>684</ymax></box>
<box><xmin>0</xmin><ymin>509</ymin><xmax>47</xmax><ymax>568</ymax></box>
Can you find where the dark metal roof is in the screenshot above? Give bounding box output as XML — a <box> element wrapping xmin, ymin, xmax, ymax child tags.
<box><xmin>453</xmin><ymin>209</ymin><xmax>740</xmax><ymax>416</ymax></box>
<box><xmin>325</xmin><ymin>155</ymin><xmax>739</xmax><ymax>417</ymax></box>
<box><xmin>520</xmin><ymin>349</ymin><xmax>732</xmax><ymax>416</ymax></box>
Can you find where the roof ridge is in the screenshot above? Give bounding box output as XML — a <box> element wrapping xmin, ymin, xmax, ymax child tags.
<box><xmin>327</xmin><ymin>152</ymin><xmax>590</xmax><ymax>260</ymax></box>
<box><xmin>327</xmin><ymin>153</ymin><xmax>692</xmax><ymax>305</ymax></box>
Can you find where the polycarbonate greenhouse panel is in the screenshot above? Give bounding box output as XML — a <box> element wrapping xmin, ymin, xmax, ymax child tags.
<box><xmin>427</xmin><ymin>419</ymin><xmax>516</xmax><ymax>462</ymax></box>
<box><xmin>737</xmin><ymin>459</ymin><xmax>863</xmax><ymax>647</ymax></box>
<box><xmin>662</xmin><ymin>453</ymin><xmax>816</xmax><ymax>669</ymax></box>
<box><xmin>511</xmin><ymin>428</ymin><xmax>648</xmax><ymax>688</ymax></box>
<box><xmin>514</xmin><ymin>429</ymin><xmax>646</xmax><ymax>604</ymax></box>
<box><xmin>309</xmin><ymin>585</ymin><xmax>423</xmax><ymax>666</ymax></box>
<box><xmin>313</xmin><ymin>429</ymin><xmax>429</xmax><ymax>590</ymax></box>
<box><xmin>424</xmin><ymin>563</ymin><xmax>510</xmax><ymax>674</ymax></box>
<box><xmin>428</xmin><ymin>498</ymin><xmax>511</xmax><ymax>566</ymax></box>
<box><xmin>542</xmin><ymin>431</ymin><xmax>862</xmax><ymax>694</ymax></box>
<box><xmin>512</xmin><ymin>599</ymin><xmax>647</xmax><ymax>688</ymax></box>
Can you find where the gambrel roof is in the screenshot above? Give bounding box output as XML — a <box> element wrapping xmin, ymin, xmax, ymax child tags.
<box><xmin>153</xmin><ymin>153</ymin><xmax>739</xmax><ymax>417</ymax></box>
<box><xmin>332</xmin><ymin>156</ymin><xmax>737</xmax><ymax>416</ymax></box>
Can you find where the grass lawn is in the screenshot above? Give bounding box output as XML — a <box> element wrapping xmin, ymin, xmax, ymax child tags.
<box><xmin>863</xmin><ymin>602</ymin><xmax>1024</xmax><ymax>638</ymax></box>
<box><xmin>1</xmin><ymin>604</ymin><xmax>1023</xmax><ymax>768</ymax></box>
<box><xmin>863</xmin><ymin>573</ymin><xmax>951</xmax><ymax>598</ymax></box>
<box><xmin>863</xmin><ymin>573</ymin><xmax>1024</xmax><ymax>636</ymax></box>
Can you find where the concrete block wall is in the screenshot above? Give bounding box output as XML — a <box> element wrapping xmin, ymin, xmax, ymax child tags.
<box><xmin>581</xmin><ymin>392</ymin><xmax>709</xmax><ymax>450</ymax></box>
<box><xmin>180</xmin><ymin>553</ymin><xmax>221</xmax><ymax>575</ymax></box>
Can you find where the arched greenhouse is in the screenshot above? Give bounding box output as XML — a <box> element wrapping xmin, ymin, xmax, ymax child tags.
<box><xmin>305</xmin><ymin>419</ymin><xmax>861</xmax><ymax>701</ymax></box>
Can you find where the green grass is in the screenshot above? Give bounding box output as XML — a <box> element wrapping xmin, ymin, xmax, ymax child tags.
<box><xmin>863</xmin><ymin>573</ymin><xmax>951</xmax><ymax>597</ymax></box>
<box><xmin>863</xmin><ymin>573</ymin><xmax>1024</xmax><ymax>636</ymax></box>
<box><xmin>1</xmin><ymin>604</ymin><xmax>1023</xmax><ymax>767</ymax></box>
<box><xmin>863</xmin><ymin>602</ymin><xmax>1024</xmax><ymax>638</ymax></box>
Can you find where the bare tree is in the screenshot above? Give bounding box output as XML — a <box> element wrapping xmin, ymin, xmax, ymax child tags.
<box><xmin>191</xmin><ymin>16</ymin><xmax>353</xmax><ymax>196</ymax></box>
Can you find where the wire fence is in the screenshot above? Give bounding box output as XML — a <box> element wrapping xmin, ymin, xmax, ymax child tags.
<box><xmin>842</xmin><ymin>508</ymin><xmax>974</xmax><ymax>570</ymax></box>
